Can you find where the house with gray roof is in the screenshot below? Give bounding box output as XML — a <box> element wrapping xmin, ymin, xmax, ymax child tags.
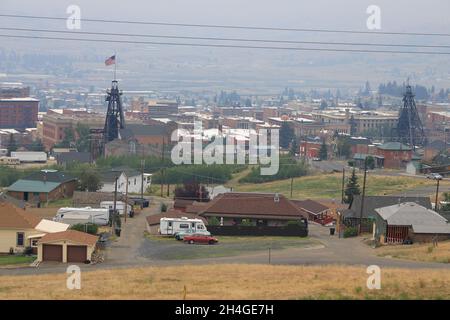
<box><xmin>341</xmin><ymin>195</ymin><xmax>432</xmax><ymax>233</ymax></box>
<box><xmin>373</xmin><ymin>202</ymin><xmax>450</xmax><ymax>244</ymax></box>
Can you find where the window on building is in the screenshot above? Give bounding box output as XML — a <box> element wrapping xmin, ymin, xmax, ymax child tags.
<box><xmin>16</xmin><ymin>232</ymin><xmax>24</xmax><ymax>246</ymax></box>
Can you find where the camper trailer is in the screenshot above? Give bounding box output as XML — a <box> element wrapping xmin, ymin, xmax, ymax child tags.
<box><xmin>100</xmin><ymin>201</ymin><xmax>132</xmax><ymax>216</ymax></box>
<box><xmin>54</xmin><ymin>207</ymin><xmax>110</xmax><ymax>226</ymax></box>
<box><xmin>159</xmin><ymin>217</ymin><xmax>208</xmax><ymax>236</ymax></box>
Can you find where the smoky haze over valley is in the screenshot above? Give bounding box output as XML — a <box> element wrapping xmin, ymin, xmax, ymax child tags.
<box><xmin>1</xmin><ymin>0</ymin><xmax>450</xmax><ymax>92</ymax></box>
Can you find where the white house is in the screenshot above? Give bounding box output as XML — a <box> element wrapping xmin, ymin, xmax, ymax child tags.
<box><xmin>99</xmin><ymin>168</ymin><xmax>152</xmax><ymax>194</ymax></box>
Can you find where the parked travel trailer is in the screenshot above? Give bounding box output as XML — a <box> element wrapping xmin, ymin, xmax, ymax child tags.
<box><xmin>159</xmin><ymin>217</ymin><xmax>208</xmax><ymax>236</ymax></box>
<box><xmin>10</xmin><ymin>151</ymin><xmax>47</xmax><ymax>163</ymax></box>
<box><xmin>100</xmin><ymin>201</ymin><xmax>132</xmax><ymax>216</ymax></box>
<box><xmin>54</xmin><ymin>207</ymin><xmax>110</xmax><ymax>226</ymax></box>
<box><xmin>53</xmin><ymin>213</ymin><xmax>92</xmax><ymax>226</ymax></box>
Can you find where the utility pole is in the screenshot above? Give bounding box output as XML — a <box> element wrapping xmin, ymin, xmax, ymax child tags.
<box><xmin>341</xmin><ymin>168</ymin><xmax>345</xmax><ymax>204</ymax></box>
<box><xmin>290</xmin><ymin>177</ymin><xmax>294</xmax><ymax>198</ymax></box>
<box><xmin>124</xmin><ymin>174</ymin><xmax>128</xmax><ymax>224</ymax></box>
<box><xmin>112</xmin><ymin>174</ymin><xmax>118</xmax><ymax>235</ymax></box>
<box><xmin>435</xmin><ymin>178</ymin><xmax>441</xmax><ymax>211</ymax></box>
<box><xmin>160</xmin><ymin>168</ymin><xmax>165</xmax><ymax>197</ymax></box>
<box><xmin>140</xmin><ymin>159</ymin><xmax>145</xmax><ymax>200</ymax></box>
<box><xmin>358</xmin><ymin>159</ymin><xmax>368</xmax><ymax>235</ymax></box>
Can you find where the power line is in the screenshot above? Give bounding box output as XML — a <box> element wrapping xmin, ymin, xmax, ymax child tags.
<box><xmin>0</xmin><ymin>34</ymin><xmax>449</xmax><ymax>55</ymax></box>
<box><xmin>1</xmin><ymin>27</ymin><xmax>450</xmax><ymax>49</ymax></box>
<box><xmin>1</xmin><ymin>13</ymin><xmax>450</xmax><ymax>37</ymax></box>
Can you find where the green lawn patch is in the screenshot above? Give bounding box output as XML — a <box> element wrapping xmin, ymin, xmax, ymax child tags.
<box><xmin>0</xmin><ymin>255</ymin><xmax>35</xmax><ymax>266</ymax></box>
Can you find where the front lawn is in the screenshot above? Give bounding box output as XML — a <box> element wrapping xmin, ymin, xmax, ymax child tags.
<box><xmin>0</xmin><ymin>255</ymin><xmax>36</xmax><ymax>266</ymax></box>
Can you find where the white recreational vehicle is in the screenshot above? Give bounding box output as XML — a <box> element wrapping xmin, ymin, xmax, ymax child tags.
<box><xmin>159</xmin><ymin>217</ymin><xmax>208</xmax><ymax>236</ymax></box>
<box><xmin>100</xmin><ymin>201</ymin><xmax>132</xmax><ymax>216</ymax></box>
<box><xmin>54</xmin><ymin>207</ymin><xmax>110</xmax><ymax>226</ymax></box>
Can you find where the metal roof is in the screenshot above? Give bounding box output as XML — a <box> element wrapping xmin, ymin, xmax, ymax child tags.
<box><xmin>375</xmin><ymin>202</ymin><xmax>450</xmax><ymax>233</ymax></box>
<box><xmin>7</xmin><ymin>180</ymin><xmax>60</xmax><ymax>193</ymax></box>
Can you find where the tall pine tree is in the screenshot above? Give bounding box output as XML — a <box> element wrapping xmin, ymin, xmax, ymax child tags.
<box><xmin>344</xmin><ymin>168</ymin><xmax>361</xmax><ymax>204</ymax></box>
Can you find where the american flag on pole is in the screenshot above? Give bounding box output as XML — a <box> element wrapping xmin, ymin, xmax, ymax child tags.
<box><xmin>105</xmin><ymin>55</ymin><xmax>116</xmax><ymax>66</ymax></box>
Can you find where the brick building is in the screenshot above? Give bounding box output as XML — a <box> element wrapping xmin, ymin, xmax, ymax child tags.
<box><xmin>0</xmin><ymin>98</ymin><xmax>39</xmax><ymax>129</ymax></box>
<box><xmin>375</xmin><ymin>142</ymin><xmax>412</xmax><ymax>169</ymax></box>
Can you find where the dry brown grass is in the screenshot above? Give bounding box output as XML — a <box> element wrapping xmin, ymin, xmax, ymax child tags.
<box><xmin>0</xmin><ymin>264</ymin><xmax>449</xmax><ymax>300</ymax></box>
<box><xmin>377</xmin><ymin>241</ymin><xmax>450</xmax><ymax>264</ymax></box>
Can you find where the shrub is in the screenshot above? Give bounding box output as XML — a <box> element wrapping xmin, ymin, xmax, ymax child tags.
<box><xmin>70</xmin><ymin>223</ymin><xmax>99</xmax><ymax>235</ymax></box>
<box><xmin>208</xmin><ymin>216</ymin><xmax>220</xmax><ymax>226</ymax></box>
<box><xmin>343</xmin><ymin>226</ymin><xmax>358</xmax><ymax>238</ymax></box>
<box><xmin>160</xmin><ymin>203</ymin><xmax>168</xmax><ymax>212</ymax></box>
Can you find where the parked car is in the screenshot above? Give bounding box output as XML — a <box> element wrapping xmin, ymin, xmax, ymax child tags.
<box><xmin>184</xmin><ymin>234</ymin><xmax>218</xmax><ymax>245</ymax></box>
<box><xmin>426</xmin><ymin>173</ymin><xmax>443</xmax><ymax>180</ymax></box>
<box><xmin>175</xmin><ymin>229</ymin><xmax>211</xmax><ymax>240</ymax></box>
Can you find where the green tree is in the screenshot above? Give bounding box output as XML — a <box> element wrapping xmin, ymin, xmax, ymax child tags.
<box><xmin>6</xmin><ymin>134</ymin><xmax>17</xmax><ymax>156</ymax></box>
<box><xmin>75</xmin><ymin>123</ymin><xmax>90</xmax><ymax>152</ymax></box>
<box><xmin>54</xmin><ymin>127</ymin><xmax>75</xmax><ymax>148</ymax></box>
<box><xmin>78</xmin><ymin>168</ymin><xmax>103</xmax><ymax>192</ymax></box>
<box><xmin>319</xmin><ymin>141</ymin><xmax>328</xmax><ymax>160</ymax></box>
<box><xmin>366</xmin><ymin>156</ymin><xmax>375</xmax><ymax>170</ymax></box>
<box><xmin>279</xmin><ymin>122</ymin><xmax>295</xmax><ymax>149</ymax></box>
<box><xmin>290</xmin><ymin>139</ymin><xmax>298</xmax><ymax>156</ymax></box>
<box><xmin>29</xmin><ymin>139</ymin><xmax>45</xmax><ymax>151</ymax></box>
<box><xmin>337</xmin><ymin>137</ymin><xmax>352</xmax><ymax>159</ymax></box>
<box><xmin>344</xmin><ymin>168</ymin><xmax>361</xmax><ymax>204</ymax></box>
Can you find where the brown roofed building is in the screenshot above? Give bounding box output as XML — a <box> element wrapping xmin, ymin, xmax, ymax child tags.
<box><xmin>37</xmin><ymin>230</ymin><xmax>98</xmax><ymax>263</ymax></box>
<box><xmin>291</xmin><ymin>199</ymin><xmax>331</xmax><ymax>222</ymax></box>
<box><xmin>198</xmin><ymin>192</ymin><xmax>308</xmax><ymax>227</ymax></box>
<box><xmin>0</xmin><ymin>202</ymin><xmax>42</xmax><ymax>253</ymax></box>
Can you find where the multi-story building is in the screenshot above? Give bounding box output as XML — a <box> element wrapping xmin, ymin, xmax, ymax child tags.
<box><xmin>40</xmin><ymin>109</ymin><xmax>104</xmax><ymax>150</ymax></box>
<box><xmin>311</xmin><ymin>108</ymin><xmax>398</xmax><ymax>134</ymax></box>
<box><xmin>0</xmin><ymin>98</ymin><xmax>39</xmax><ymax>129</ymax></box>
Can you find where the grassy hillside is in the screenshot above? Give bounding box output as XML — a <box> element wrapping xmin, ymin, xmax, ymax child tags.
<box><xmin>234</xmin><ymin>173</ymin><xmax>445</xmax><ymax>200</ymax></box>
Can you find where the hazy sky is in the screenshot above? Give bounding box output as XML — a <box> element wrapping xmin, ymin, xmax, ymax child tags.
<box><xmin>1</xmin><ymin>0</ymin><xmax>449</xmax><ymax>31</ymax></box>
<box><xmin>1</xmin><ymin>1</ymin><xmax>450</xmax><ymax>91</ymax></box>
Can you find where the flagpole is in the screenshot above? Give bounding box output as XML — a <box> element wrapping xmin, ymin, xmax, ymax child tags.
<box><xmin>114</xmin><ymin>52</ymin><xmax>117</xmax><ymax>81</ymax></box>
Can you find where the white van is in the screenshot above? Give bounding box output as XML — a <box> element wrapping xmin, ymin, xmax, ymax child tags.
<box><xmin>54</xmin><ymin>207</ymin><xmax>110</xmax><ymax>226</ymax></box>
<box><xmin>159</xmin><ymin>217</ymin><xmax>208</xmax><ymax>236</ymax></box>
<box><xmin>100</xmin><ymin>201</ymin><xmax>132</xmax><ymax>216</ymax></box>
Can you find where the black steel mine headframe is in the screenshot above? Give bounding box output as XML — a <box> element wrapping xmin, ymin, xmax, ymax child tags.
<box><xmin>104</xmin><ymin>80</ymin><xmax>125</xmax><ymax>143</ymax></box>
<box><xmin>395</xmin><ymin>84</ymin><xmax>426</xmax><ymax>150</ymax></box>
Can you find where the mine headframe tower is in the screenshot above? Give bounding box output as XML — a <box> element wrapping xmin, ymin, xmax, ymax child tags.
<box><xmin>395</xmin><ymin>84</ymin><xmax>426</xmax><ymax>150</ymax></box>
<box><xmin>104</xmin><ymin>80</ymin><xmax>125</xmax><ymax>144</ymax></box>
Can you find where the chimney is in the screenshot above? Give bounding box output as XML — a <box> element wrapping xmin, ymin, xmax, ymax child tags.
<box><xmin>274</xmin><ymin>193</ymin><xmax>280</xmax><ymax>203</ymax></box>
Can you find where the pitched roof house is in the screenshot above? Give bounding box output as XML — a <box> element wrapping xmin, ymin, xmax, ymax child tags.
<box><xmin>198</xmin><ymin>192</ymin><xmax>308</xmax><ymax>226</ymax></box>
<box><xmin>7</xmin><ymin>170</ymin><xmax>77</xmax><ymax>204</ymax></box>
<box><xmin>373</xmin><ymin>202</ymin><xmax>450</xmax><ymax>244</ymax></box>
<box><xmin>0</xmin><ymin>202</ymin><xmax>69</xmax><ymax>253</ymax></box>
<box><xmin>341</xmin><ymin>195</ymin><xmax>432</xmax><ymax>233</ymax></box>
